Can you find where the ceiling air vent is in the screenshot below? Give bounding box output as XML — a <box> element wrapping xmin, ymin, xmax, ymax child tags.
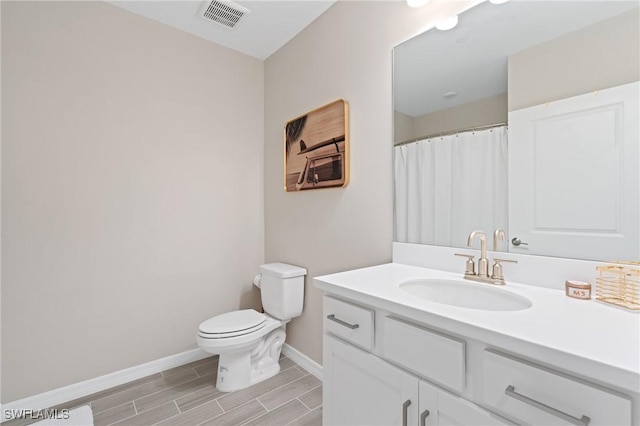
<box><xmin>199</xmin><ymin>0</ymin><xmax>251</xmax><ymax>30</ymax></box>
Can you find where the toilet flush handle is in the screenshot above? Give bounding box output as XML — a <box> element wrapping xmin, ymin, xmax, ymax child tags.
<box><xmin>252</xmin><ymin>273</ymin><xmax>262</xmax><ymax>288</ymax></box>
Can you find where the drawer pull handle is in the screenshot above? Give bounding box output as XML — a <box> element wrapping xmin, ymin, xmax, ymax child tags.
<box><xmin>402</xmin><ymin>399</ymin><xmax>411</xmax><ymax>426</ymax></box>
<box><xmin>420</xmin><ymin>409</ymin><xmax>430</xmax><ymax>426</ymax></box>
<box><xmin>505</xmin><ymin>385</ymin><xmax>590</xmax><ymax>426</ymax></box>
<box><xmin>327</xmin><ymin>314</ymin><xmax>360</xmax><ymax>329</ymax></box>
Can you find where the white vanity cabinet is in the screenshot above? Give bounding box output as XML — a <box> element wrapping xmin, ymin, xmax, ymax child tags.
<box><xmin>323</xmin><ymin>334</ymin><xmax>419</xmax><ymax>426</ymax></box>
<box><xmin>321</xmin><ymin>293</ymin><xmax>634</xmax><ymax>426</ymax></box>
<box><xmin>323</xmin><ymin>296</ymin><xmax>418</xmax><ymax>425</ymax></box>
<box><xmin>322</xmin><ymin>295</ymin><xmax>514</xmax><ymax>426</ymax></box>
<box><xmin>324</xmin><ymin>335</ymin><xmax>510</xmax><ymax>426</ymax></box>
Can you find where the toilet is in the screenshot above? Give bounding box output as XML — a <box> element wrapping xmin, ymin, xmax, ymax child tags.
<box><xmin>196</xmin><ymin>262</ymin><xmax>307</xmax><ymax>392</ymax></box>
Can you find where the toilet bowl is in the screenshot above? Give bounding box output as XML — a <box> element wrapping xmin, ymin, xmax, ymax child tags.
<box><xmin>196</xmin><ymin>263</ymin><xmax>306</xmax><ymax>392</ymax></box>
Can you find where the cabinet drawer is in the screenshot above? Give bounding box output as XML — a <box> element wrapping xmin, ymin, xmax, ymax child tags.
<box><xmin>323</xmin><ymin>296</ymin><xmax>374</xmax><ymax>351</ymax></box>
<box><xmin>382</xmin><ymin>317</ymin><xmax>465</xmax><ymax>392</ymax></box>
<box><xmin>482</xmin><ymin>349</ymin><xmax>632</xmax><ymax>426</ymax></box>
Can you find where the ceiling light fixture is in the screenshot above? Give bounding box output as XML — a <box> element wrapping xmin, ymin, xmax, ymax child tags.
<box><xmin>489</xmin><ymin>0</ymin><xmax>510</xmax><ymax>4</ymax></box>
<box><xmin>407</xmin><ymin>0</ymin><xmax>430</xmax><ymax>8</ymax></box>
<box><xmin>436</xmin><ymin>15</ymin><xmax>458</xmax><ymax>31</ymax></box>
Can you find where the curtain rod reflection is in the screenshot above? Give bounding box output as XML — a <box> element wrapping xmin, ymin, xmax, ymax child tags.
<box><xmin>395</xmin><ymin>122</ymin><xmax>508</xmax><ymax>147</ymax></box>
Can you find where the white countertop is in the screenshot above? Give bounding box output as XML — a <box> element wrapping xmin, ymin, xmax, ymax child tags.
<box><xmin>314</xmin><ymin>263</ymin><xmax>640</xmax><ymax>394</ymax></box>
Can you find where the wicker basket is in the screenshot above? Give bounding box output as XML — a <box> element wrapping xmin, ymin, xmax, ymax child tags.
<box><xmin>595</xmin><ymin>261</ymin><xmax>640</xmax><ymax>311</ymax></box>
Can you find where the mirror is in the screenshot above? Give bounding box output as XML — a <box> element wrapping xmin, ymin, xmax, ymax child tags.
<box><xmin>393</xmin><ymin>0</ymin><xmax>639</xmax><ymax>261</ymax></box>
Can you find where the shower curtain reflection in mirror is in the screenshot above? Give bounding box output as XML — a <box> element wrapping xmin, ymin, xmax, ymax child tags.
<box><xmin>394</xmin><ymin>126</ymin><xmax>508</xmax><ymax>248</ymax></box>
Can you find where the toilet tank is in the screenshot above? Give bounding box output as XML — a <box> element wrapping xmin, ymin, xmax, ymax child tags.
<box><xmin>259</xmin><ymin>263</ymin><xmax>307</xmax><ymax>320</ymax></box>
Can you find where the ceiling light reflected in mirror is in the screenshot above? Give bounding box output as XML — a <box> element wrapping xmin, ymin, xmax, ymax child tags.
<box><xmin>436</xmin><ymin>15</ymin><xmax>459</xmax><ymax>30</ymax></box>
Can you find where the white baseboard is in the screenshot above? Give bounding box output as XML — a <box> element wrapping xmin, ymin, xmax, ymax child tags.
<box><xmin>282</xmin><ymin>343</ymin><xmax>323</xmax><ymax>381</ymax></box>
<box><xmin>1</xmin><ymin>344</ymin><xmax>322</xmax><ymax>420</ymax></box>
<box><xmin>1</xmin><ymin>348</ymin><xmax>210</xmax><ymax>420</ymax></box>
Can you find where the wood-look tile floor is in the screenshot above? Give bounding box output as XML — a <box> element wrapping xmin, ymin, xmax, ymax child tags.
<box><xmin>3</xmin><ymin>355</ymin><xmax>322</xmax><ymax>426</ymax></box>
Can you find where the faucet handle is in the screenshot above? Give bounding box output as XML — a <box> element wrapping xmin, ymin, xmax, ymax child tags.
<box><xmin>493</xmin><ymin>258</ymin><xmax>518</xmax><ymax>264</ymax></box>
<box><xmin>454</xmin><ymin>253</ymin><xmax>476</xmax><ymax>276</ymax></box>
<box><xmin>491</xmin><ymin>258</ymin><xmax>518</xmax><ymax>283</ymax></box>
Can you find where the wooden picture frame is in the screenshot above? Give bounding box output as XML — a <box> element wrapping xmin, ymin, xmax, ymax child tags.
<box><xmin>284</xmin><ymin>99</ymin><xmax>349</xmax><ymax>191</ymax></box>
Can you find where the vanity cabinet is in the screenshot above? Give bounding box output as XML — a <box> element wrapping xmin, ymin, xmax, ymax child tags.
<box><xmin>321</xmin><ymin>294</ymin><xmax>634</xmax><ymax>426</ymax></box>
<box><xmin>323</xmin><ymin>335</ymin><xmax>419</xmax><ymax>426</ymax></box>
<box><xmin>324</xmin><ymin>334</ymin><xmax>509</xmax><ymax>426</ymax></box>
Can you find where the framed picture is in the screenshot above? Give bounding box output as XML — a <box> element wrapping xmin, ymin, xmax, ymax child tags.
<box><xmin>284</xmin><ymin>99</ymin><xmax>349</xmax><ymax>191</ymax></box>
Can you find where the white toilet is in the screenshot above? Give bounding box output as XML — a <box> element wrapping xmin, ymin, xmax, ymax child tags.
<box><xmin>196</xmin><ymin>262</ymin><xmax>306</xmax><ymax>392</ymax></box>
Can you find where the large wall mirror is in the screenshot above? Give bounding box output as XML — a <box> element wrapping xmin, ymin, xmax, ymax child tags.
<box><xmin>393</xmin><ymin>0</ymin><xmax>639</xmax><ymax>261</ymax></box>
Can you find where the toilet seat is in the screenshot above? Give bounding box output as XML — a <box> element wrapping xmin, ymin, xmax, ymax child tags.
<box><xmin>198</xmin><ymin>309</ymin><xmax>266</xmax><ymax>339</ymax></box>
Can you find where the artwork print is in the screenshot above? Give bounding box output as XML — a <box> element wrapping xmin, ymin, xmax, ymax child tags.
<box><xmin>284</xmin><ymin>100</ymin><xmax>349</xmax><ymax>191</ymax></box>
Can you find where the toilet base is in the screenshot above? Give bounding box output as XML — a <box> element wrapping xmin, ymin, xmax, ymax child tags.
<box><xmin>215</xmin><ymin>327</ymin><xmax>286</xmax><ymax>392</ymax></box>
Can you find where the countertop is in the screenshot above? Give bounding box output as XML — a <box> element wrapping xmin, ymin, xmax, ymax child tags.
<box><xmin>314</xmin><ymin>263</ymin><xmax>640</xmax><ymax>394</ymax></box>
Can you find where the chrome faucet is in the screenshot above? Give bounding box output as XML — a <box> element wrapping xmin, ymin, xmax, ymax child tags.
<box><xmin>455</xmin><ymin>229</ymin><xmax>517</xmax><ymax>285</ymax></box>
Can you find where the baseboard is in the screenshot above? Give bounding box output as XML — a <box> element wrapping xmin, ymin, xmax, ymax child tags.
<box><xmin>282</xmin><ymin>343</ymin><xmax>323</xmax><ymax>380</ymax></box>
<box><xmin>2</xmin><ymin>344</ymin><xmax>321</xmax><ymax>419</ymax></box>
<box><xmin>1</xmin><ymin>348</ymin><xmax>210</xmax><ymax>419</ymax></box>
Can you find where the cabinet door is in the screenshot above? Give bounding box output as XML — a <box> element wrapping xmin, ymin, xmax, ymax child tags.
<box><xmin>419</xmin><ymin>381</ymin><xmax>513</xmax><ymax>426</ymax></box>
<box><xmin>324</xmin><ymin>335</ymin><xmax>419</xmax><ymax>426</ymax></box>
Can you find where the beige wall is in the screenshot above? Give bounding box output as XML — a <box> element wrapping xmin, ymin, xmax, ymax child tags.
<box><xmin>509</xmin><ymin>9</ymin><xmax>640</xmax><ymax>111</ymax></box>
<box><xmin>394</xmin><ymin>110</ymin><xmax>414</xmax><ymax>144</ymax></box>
<box><xmin>264</xmin><ymin>0</ymin><xmax>479</xmax><ymax>365</ymax></box>
<box><xmin>398</xmin><ymin>92</ymin><xmax>507</xmax><ymax>144</ymax></box>
<box><xmin>1</xmin><ymin>1</ymin><xmax>264</xmax><ymax>402</ymax></box>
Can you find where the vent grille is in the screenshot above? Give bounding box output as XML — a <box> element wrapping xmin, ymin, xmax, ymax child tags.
<box><xmin>199</xmin><ymin>0</ymin><xmax>250</xmax><ymax>29</ymax></box>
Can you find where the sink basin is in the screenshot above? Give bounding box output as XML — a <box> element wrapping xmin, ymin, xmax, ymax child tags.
<box><xmin>399</xmin><ymin>279</ymin><xmax>532</xmax><ymax>311</ymax></box>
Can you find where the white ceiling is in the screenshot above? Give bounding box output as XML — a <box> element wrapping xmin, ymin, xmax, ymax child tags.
<box><xmin>107</xmin><ymin>0</ymin><xmax>336</xmax><ymax>60</ymax></box>
<box><xmin>394</xmin><ymin>1</ymin><xmax>639</xmax><ymax>118</ymax></box>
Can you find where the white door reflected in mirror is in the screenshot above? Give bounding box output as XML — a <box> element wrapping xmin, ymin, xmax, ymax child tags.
<box><xmin>508</xmin><ymin>82</ymin><xmax>639</xmax><ymax>261</ymax></box>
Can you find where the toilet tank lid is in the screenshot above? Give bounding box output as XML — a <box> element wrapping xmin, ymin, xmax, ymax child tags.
<box><xmin>260</xmin><ymin>262</ymin><xmax>307</xmax><ymax>278</ymax></box>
